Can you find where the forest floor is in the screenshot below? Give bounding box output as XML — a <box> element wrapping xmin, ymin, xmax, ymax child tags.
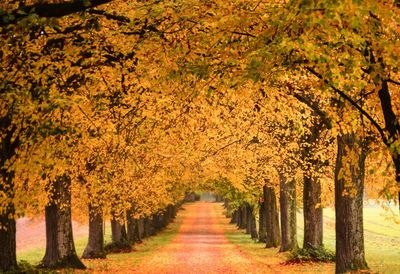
<box><xmin>17</xmin><ymin>201</ymin><xmax>400</xmax><ymax>273</ymax></box>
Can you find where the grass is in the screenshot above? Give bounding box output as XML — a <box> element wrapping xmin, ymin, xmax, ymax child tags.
<box><xmin>297</xmin><ymin>205</ymin><xmax>400</xmax><ymax>273</ymax></box>
<box><xmin>17</xmin><ymin>211</ymin><xmax>184</xmax><ymax>272</ymax></box>
<box><xmin>224</xmin><ymin>204</ymin><xmax>400</xmax><ymax>273</ymax></box>
<box><xmin>221</xmin><ymin>205</ymin><xmax>334</xmax><ymax>273</ymax></box>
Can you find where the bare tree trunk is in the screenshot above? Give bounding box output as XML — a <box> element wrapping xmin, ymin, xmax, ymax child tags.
<box><xmin>82</xmin><ymin>203</ymin><xmax>105</xmax><ymax>259</ymax></box>
<box><xmin>279</xmin><ymin>174</ymin><xmax>298</xmax><ymax>252</ymax></box>
<box><xmin>111</xmin><ymin>216</ymin><xmax>129</xmax><ymax>245</ymax></box>
<box><xmin>246</xmin><ymin>204</ymin><xmax>252</xmax><ymax>234</ymax></box>
<box><xmin>335</xmin><ymin>133</ymin><xmax>368</xmax><ymax>273</ymax></box>
<box><xmin>231</xmin><ymin>210</ymin><xmax>238</xmax><ymax>224</ymax></box>
<box><xmin>0</xmin><ymin>126</ymin><xmax>19</xmax><ymax>272</ymax></box>
<box><xmin>41</xmin><ymin>176</ymin><xmax>85</xmax><ymax>269</ymax></box>
<box><xmin>0</xmin><ymin>170</ymin><xmax>17</xmax><ymax>272</ymax></box>
<box><xmin>250</xmin><ymin>207</ymin><xmax>258</xmax><ymax>240</ymax></box>
<box><xmin>263</xmin><ymin>184</ymin><xmax>280</xmax><ymax>248</ymax></box>
<box><xmin>258</xmin><ymin>201</ymin><xmax>266</xmax><ymax>243</ymax></box>
<box><xmin>303</xmin><ymin>174</ymin><xmax>323</xmax><ymax>250</ymax></box>
<box><xmin>138</xmin><ymin>218</ymin><xmax>145</xmax><ymax>239</ymax></box>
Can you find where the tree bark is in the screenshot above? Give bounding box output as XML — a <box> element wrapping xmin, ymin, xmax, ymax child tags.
<box><xmin>246</xmin><ymin>204</ymin><xmax>252</xmax><ymax>234</ymax></box>
<box><xmin>127</xmin><ymin>209</ymin><xmax>143</xmax><ymax>244</ymax></box>
<box><xmin>335</xmin><ymin>133</ymin><xmax>368</xmax><ymax>273</ymax></box>
<box><xmin>250</xmin><ymin>207</ymin><xmax>258</xmax><ymax>240</ymax></box>
<box><xmin>41</xmin><ymin>176</ymin><xmax>85</xmax><ymax>269</ymax></box>
<box><xmin>378</xmin><ymin>81</ymin><xmax>400</xmax><ymax>211</ymax></box>
<box><xmin>303</xmin><ymin>174</ymin><xmax>323</xmax><ymax>250</ymax></box>
<box><xmin>279</xmin><ymin>174</ymin><xmax>297</xmax><ymax>252</ymax></box>
<box><xmin>258</xmin><ymin>201</ymin><xmax>266</xmax><ymax>243</ymax></box>
<box><xmin>236</xmin><ymin>207</ymin><xmax>242</xmax><ymax>228</ymax></box>
<box><xmin>3</xmin><ymin>0</ymin><xmax>114</xmax><ymax>27</ymax></box>
<box><xmin>0</xmin><ymin>170</ymin><xmax>17</xmax><ymax>272</ymax></box>
<box><xmin>263</xmin><ymin>184</ymin><xmax>280</xmax><ymax>248</ymax></box>
<box><xmin>0</xmin><ymin>123</ymin><xmax>19</xmax><ymax>272</ymax></box>
<box><xmin>240</xmin><ymin>205</ymin><xmax>248</xmax><ymax>230</ymax></box>
<box><xmin>143</xmin><ymin>217</ymin><xmax>154</xmax><ymax>237</ymax></box>
<box><xmin>152</xmin><ymin>214</ymin><xmax>161</xmax><ymax>233</ymax></box>
<box><xmin>231</xmin><ymin>210</ymin><xmax>238</xmax><ymax>224</ymax></box>
<box><xmin>111</xmin><ymin>215</ymin><xmax>129</xmax><ymax>245</ymax></box>
<box><xmin>82</xmin><ymin>203</ymin><xmax>105</xmax><ymax>259</ymax></box>
<box><xmin>137</xmin><ymin>218</ymin><xmax>145</xmax><ymax>239</ymax></box>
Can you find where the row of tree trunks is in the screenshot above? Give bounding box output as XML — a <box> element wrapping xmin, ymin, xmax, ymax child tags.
<box><xmin>110</xmin><ymin>212</ymin><xmax>130</xmax><ymax>248</ymax></box>
<box><xmin>127</xmin><ymin>210</ymin><xmax>142</xmax><ymax>244</ymax></box>
<box><xmin>226</xmin><ymin>133</ymin><xmax>368</xmax><ymax>273</ymax></box>
<box><xmin>109</xmin><ymin>204</ymin><xmax>179</xmax><ymax>251</ymax></box>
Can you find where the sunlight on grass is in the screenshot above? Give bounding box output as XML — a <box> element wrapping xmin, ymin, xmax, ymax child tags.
<box><xmin>296</xmin><ymin>205</ymin><xmax>400</xmax><ymax>274</ymax></box>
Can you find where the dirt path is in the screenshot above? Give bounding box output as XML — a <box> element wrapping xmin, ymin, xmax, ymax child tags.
<box><xmin>131</xmin><ymin>202</ymin><xmax>265</xmax><ymax>274</ymax></box>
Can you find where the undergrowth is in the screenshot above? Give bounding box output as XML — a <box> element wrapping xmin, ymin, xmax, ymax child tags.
<box><xmin>287</xmin><ymin>247</ymin><xmax>335</xmax><ymax>263</ymax></box>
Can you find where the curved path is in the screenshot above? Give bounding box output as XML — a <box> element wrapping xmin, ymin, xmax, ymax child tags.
<box><xmin>132</xmin><ymin>202</ymin><xmax>264</xmax><ymax>274</ymax></box>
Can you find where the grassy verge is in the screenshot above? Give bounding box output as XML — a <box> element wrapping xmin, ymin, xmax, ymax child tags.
<box><xmin>17</xmin><ymin>209</ymin><xmax>184</xmax><ymax>273</ymax></box>
<box><xmin>223</xmin><ymin>204</ymin><xmax>400</xmax><ymax>273</ymax></box>
<box><xmin>297</xmin><ymin>206</ymin><xmax>400</xmax><ymax>273</ymax></box>
<box><xmin>220</xmin><ymin>204</ymin><xmax>334</xmax><ymax>273</ymax></box>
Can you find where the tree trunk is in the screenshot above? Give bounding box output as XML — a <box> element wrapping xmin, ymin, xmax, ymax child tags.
<box><xmin>0</xmin><ymin>170</ymin><xmax>17</xmax><ymax>272</ymax></box>
<box><xmin>231</xmin><ymin>210</ymin><xmax>238</xmax><ymax>224</ymax></box>
<box><xmin>0</xmin><ymin>127</ymin><xmax>19</xmax><ymax>272</ymax></box>
<box><xmin>237</xmin><ymin>207</ymin><xmax>242</xmax><ymax>228</ymax></box>
<box><xmin>41</xmin><ymin>176</ymin><xmax>85</xmax><ymax>269</ymax></box>
<box><xmin>138</xmin><ymin>218</ymin><xmax>145</xmax><ymax>239</ymax></box>
<box><xmin>263</xmin><ymin>184</ymin><xmax>280</xmax><ymax>248</ymax></box>
<box><xmin>303</xmin><ymin>174</ymin><xmax>323</xmax><ymax>250</ymax></box>
<box><xmin>258</xmin><ymin>201</ymin><xmax>266</xmax><ymax>243</ymax></box>
<box><xmin>127</xmin><ymin>209</ymin><xmax>139</xmax><ymax>244</ymax></box>
<box><xmin>239</xmin><ymin>205</ymin><xmax>248</xmax><ymax>229</ymax></box>
<box><xmin>153</xmin><ymin>214</ymin><xmax>161</xmax><ymax>233</ymax></box>
<box><xmin>224</xmin><ymin>198</ymin><xmax>229</xmax><ymax>209</ymax></box>
<box><xmin>335</xmin><ymin>133</ymin><xmax>368</xmax><ymax>273</ymax></box>
<box><xmin>143</xmin><ymin>217</ymin><xmax>153</xmax><ymax>237</ymax></box>
<box><xmin>250</xmin><ymin>207</ymin><xmax>258</xmax><ymax>240</ymax></box>
<box><xmin>111</xmin><ymin>216</ymin><xmax>129</xmax><ymax>245</ymax></box>
<box><xmin>82</xmin><ymin>203</ymin><xmax>105</xmax><ymax>259</ymax></box>
<box><xmin>246</xmin><ymin>204</ymin><xmax>252</xmax><ymax>234</ymax></box>
<box><xmin>279</xmin><ymin>174</ymin><xmax>298</xmax><ymax>252</ymax></box>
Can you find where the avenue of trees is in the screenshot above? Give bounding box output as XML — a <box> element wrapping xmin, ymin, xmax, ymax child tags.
<box><xmin>1</xmin><ymin>0</ymin><xmax>399</xmax><ymax>273</ymax></box>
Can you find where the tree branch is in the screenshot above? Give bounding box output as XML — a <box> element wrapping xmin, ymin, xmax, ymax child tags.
<box><xmin>1</xmin><ymin>0</ymin><xmax>114</xmax><ymax>26</ymax></box>
<box><xmin>305</xmin><ymin>66</ymin><xmax>388</xmax><ymax>144</ymax></box>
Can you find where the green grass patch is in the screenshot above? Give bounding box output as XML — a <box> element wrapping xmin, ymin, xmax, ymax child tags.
<box><xmin>288</xmin><ymin>247</ymin><xmax>335</xmax><ymax>263</ymax></box>
<box><xmin>297</xmin><ymin>205</ymin><xmax>400</xmax><ymax>273</ymax></box>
